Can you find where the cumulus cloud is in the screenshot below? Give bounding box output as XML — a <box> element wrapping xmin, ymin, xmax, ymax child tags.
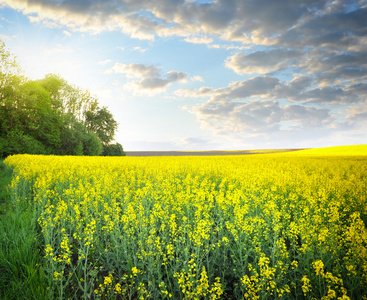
<box><xmin>346</xmin><ymin>105</ymin><xmax>367</xmax><ymax>124</ymax></box>
<box><xmin>107</xmin><ymin>63</ymin><xmax>160</xmax><ymax>79</ymax></box>
<box><xmin>225</xmin><ymin>49</ymin><xmax>303</xmax><ymax>75</ymax></box>
<box><xmin>3</xmin><ymin>0</ymin><xmax>366</xmax><ymax>146</ymax></box>
<box><xmin>191</xmin><ymin>75</ymin><xmax>204</xmax><ymax>82</ymax></box>
<box><xmin>3</xmin><ymin>1</ymin><xmax>366</xmax><ymax>77</ymax></box>
<box><xmin>6</xmin><ymin>1</ymin><xmax>364</xmax><ymax>76</ymax></box>
<box><xmin>133</xmin><ymin>46</ymin><xmax>148</xmax><ymax>52</ymax></box>
<box><xmin>98</xmin><ymin>59</ymin><xmax>112</xmax><ymax>65</ymax></box>
<box><xmin>226</xmin><ymin>77</ymin><xmax>280</xmax><ymax>99</ymax></box>
<box><xmin>187</xmin><ymin>95</ymin><xmax>337</xmax><ymax>143</ymax></box>
<box><xmin>188</xmin><ymin>97</ymin><xmax>335</xmax><ymax>137</ymax></box>
<box><xmin>1</xmin><ymin>0</ymin><xmax>362</xmax><ymax>45</ymax></box>
<box><xmin>175</xmin><ymin>86</ymin><xmax>214</xmax><ymax>98</ymax></box>
<box><xmin>178</xmin><ymin>73</ymin><xmax>366</xmax><ymax>106</ymax></box>
<box><xmin>184</xmin><ymin>36</ymin><xmax>213</xmax><ymax>44</ymax></box>
<box><xmin>208</xmin><ymin>44</ymin><xmax>250</xmax><ymax>50</ymax></box>
<box><xmin>178</xmin><ymin>76</ymin><xmax>281</xmax><ymax>99</ymax></box>
<box><xmin>299</xmin><ymin>50</ymin><xmax>367</xmax><ymax>85</ymax></box>
<box><xmin>106</xmin><ymin>63</ymin><xmax>187</xmax><ymax>95</ymax></box>
<box><xmin>180</xmin><ymin>69</ymin><xmax>366</xmax><ymax>143</ymax></box>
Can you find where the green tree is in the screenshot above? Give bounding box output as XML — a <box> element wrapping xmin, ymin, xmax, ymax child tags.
<box><xmin>84</xmin><ymin>107</ymin><xmax>118</xmax><ymax>146</ymax></box>
<box><xmin>18</xmin><ymin>81</ymin><xmax>62</xmax><ymax>151</ymax></box>
<box><xmin>0</xmin><ymin>40</ymin><xmax>122</xmax><ymax>158</ymax></box>
<box><xmin>83</xmin><ymin>132</ymin><xmax>103</xmax><ymax>156</ymax></box>
<box><xmin>102</xmin><ymin>143</ymin><xmax>126</xmax><ymax>156</ymax></box>
<box><xmin>0</xmin><ymin>40</ymin><xmax>24</xmax><ymax>138</ymax></box>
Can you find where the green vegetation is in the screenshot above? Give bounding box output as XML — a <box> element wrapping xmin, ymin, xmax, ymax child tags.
<box><xmin>0</xmin><ymin>212</ymin><xmax>47</xmax><ymax>300</ymax></box>
<box><xmin>0</xmin><ymin>159</ymin><xmax>12</xmax><ymax>215</ymax></box>
<box><xmin>0</xmin><ymin>40</ymin><xmax>125</xmax><ymax>158</ymax></box>
<box><xmin>0</xmin><ymin>160</ymin><xmax>47</xmax><ymax>299</ymax></box>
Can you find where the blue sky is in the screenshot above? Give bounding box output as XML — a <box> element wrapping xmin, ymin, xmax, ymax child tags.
<box><xmin>0</xmin><ymin>0</ymin><xmax>366</xmax><ymax>151</ymax></box>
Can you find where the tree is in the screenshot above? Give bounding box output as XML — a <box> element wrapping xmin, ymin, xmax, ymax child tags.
<box><xmin>18</xmin><ymin>81</ymin><xmax>62</xmax><ymax>151</ymax></box>
<box><xmin>102</xmin><ymin>143</ymin><xmax>126</xmax><ymax>156</ymax></box>
<box><xmin>84</xmin><ymin>107</ymin><xmax>118</xmax><ymax>146</ymax></box>
<box><xmin>0</xmin><ymin>40</ymin><xmax>24</xmax><ymax>137</ymax></box>
<box><xmin>0</xmin><ymin>40</ymin><xmax>122</xmax><ymax>158</ymax></box>
<box><xmin>83</xmin><ymin>132</ymin><xmax>103</xmax><ymax>156</ymax></box>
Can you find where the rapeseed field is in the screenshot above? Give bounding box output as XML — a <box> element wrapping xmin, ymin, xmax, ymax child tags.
<box><xmin>3</xmin><ymin>145</ymin><xmax>367</xmax><ymax>299</ymax></box>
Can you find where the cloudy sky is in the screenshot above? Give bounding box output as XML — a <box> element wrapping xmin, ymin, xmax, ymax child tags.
<box><xmin>0</xmin><ymin>0</ymin><xmax>366</xmax><ymax>151</ymax></box>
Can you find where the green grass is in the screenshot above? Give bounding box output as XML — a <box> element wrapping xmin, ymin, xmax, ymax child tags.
<box><xmin>0</xmin><ymin>212</ymin><xmax>48</xmax><ymax>299</ymax></box>
<box><xmin>0</xmin><ymin>159</ymin><xmax>12</xmax><ymax>215</ymax></box>
<box><xmin>0</xmin><ymin>160</ymin><xmax>47</xmax><ymax>299</ymax></box>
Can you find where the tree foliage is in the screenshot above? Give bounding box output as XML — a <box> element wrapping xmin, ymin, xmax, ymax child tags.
<box><xmin>0</xmin><ymin>40</ymin><xmax>124</xmax><ymax>158</ymax></box>
<box><xmin>102</xmin><ymin>143</ymin><xmax>126</xmax><ymax>156</ymax></box>
<box><xmin>85</xmin><ymin>107</ymin><xmax>118</xmax><ymax>146</ymax></box>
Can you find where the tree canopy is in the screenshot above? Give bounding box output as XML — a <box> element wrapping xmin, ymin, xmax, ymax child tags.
<box><xmin>0</xmin><ymin>40</ymin><xmax>125</xmax><ymax>158</ymax></box>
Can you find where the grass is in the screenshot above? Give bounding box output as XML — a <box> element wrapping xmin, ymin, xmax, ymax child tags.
<box><xmin>0</xmin><ymin>212</ymin><xmax>48</xmax><ymax>299</ymax></box>
<box><xmin>0</xmin><ymin>160</ymin><xmax>47</xmax><ymax>299</ymax></box>
<box><xmin>0</xmin><ymin>159</ymin><xmax>12</xmax><ymax>215</ymax></box>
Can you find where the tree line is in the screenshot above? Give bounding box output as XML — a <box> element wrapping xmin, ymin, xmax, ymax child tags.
<box><xmin>0</xmin><ymin>40</ymin><xmax>125</xmax><ymax>158</ymax></box>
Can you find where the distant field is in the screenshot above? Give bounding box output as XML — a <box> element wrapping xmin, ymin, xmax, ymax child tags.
<box><xmin>126</xmin><ymin>148</ymin><xmax>305</xmax><ymax>156</ymax></box>
<box><xmin>281</xmin><ymin>144</ymin><xmax>367</xmax><ymax>156</ymax></box>
<box><xmin>125</xmin><ymin>145</ymin><xmax>367</xmax><ymax>157</ymax></box>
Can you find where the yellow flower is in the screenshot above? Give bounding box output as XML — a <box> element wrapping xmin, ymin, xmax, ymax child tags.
<box><xmin>301</xmin><ymin>275</ymin><xmax>311</xmax><ymax>296</ymax></box>
<box><xmin>313</xmin><ymin>260</ymin><xmax>324</xmax><ymax>276</ymax></box>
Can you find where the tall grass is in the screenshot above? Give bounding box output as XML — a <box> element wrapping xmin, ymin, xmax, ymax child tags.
<box><xmin>0</xmin><ymin>211</ymin><xmax>47</xmax><ymax>299</ymax></box>
<box><xmin>0</xmin><ymin>159</ymin><xmax>12</xmax><ymax>215</ymax></box>
<box><xmin>0</xmin><ymin>159</ymin><xmax>47</xmax><ymax>299</ymax></box>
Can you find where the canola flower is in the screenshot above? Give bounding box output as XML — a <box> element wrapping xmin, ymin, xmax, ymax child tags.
<box><xmin>4</xmin><ymin>145</ymin><xmax>367</xmax><ymax>299</ymax></box>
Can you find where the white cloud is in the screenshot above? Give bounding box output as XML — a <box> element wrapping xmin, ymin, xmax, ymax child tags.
<box><xmin>106</xmin><ymin>63</ymin><xmax>187</xmax><ymax>96</ymax></box>
<box><xmin>3</xmin><ymin>0</ymin><xmax>363</xmax><ymax>48</ymax></box>
<box><xmin>188</xmin><ymin>97</ymin><xmax>336</xmax><ymax>143</ymax></box>
<box><xmin>175</xmin><ymin>86</ymin><xmax>214</xmax><ymax>98</ymax></box>
<box><xmin>191</xmin><ymin>75</ymin><xmax>204</xmax><ymax>82</ymax></box>
<box><xmin>184</xmin><ymin>36</ymin><xmax>213</xmax><ymax>44</ymax></box>
<box><xmin>2</xmin><ymin>0</ymin><xmax>367</xmax><ymax>148</ymax></box>
<box><xmin>106</xmin><ymin>63</ymin><xmax>161</xmax><ymax>78</ymax></box>
<box><xmin>133</xmin><ymin>46</ymin><xmax>148</xmax><ymax>52</ymax></box>
<box><xmin>177</xmin><ymin>69</ymin><xmax>366</xmax><ymax>144</ymax></box>
<box><xmin>98</xmin><ymin>59</ymin><xmax>112</xmax><ymax>65</ymax></box>
<box><xmin>225</xmin><ymin>49</ymin><xmax>303</xmax><ymax>75</ymax></box>
<box><xmin>208</xmin><ymin>44</ymin><xmax>250</xmax><ymax>50</ymax></box>
<box><xmin>346</xmin><ymin>105</ymin><xmax>367</xmax><ymax>124</ymax></box>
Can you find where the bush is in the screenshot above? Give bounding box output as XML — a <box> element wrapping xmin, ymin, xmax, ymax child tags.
<box><xmin>102</xmin><ymin>143</ymin><xmax>126</xmax><ymax>156</ymax></box>
<box><xmin>0</xmin><ymin>131</ymin><xmax>47</xmax><ymax>157</ymax></box>
<box><xmin>83</xmin><ymin>132</ymin><xmax>103</xmax><ymax>156</ymax></box>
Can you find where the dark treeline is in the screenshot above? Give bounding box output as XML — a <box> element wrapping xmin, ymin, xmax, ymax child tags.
<box><xmin>0</xmin><ymin>40</ymin><xmax>125</xmax><ymax>158</ymax></box>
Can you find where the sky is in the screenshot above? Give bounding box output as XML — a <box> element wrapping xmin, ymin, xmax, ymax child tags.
<box><xmin>0</xmin><ymin>0</ymin><xmax>366</xmax><ymax>151</ymax></box>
